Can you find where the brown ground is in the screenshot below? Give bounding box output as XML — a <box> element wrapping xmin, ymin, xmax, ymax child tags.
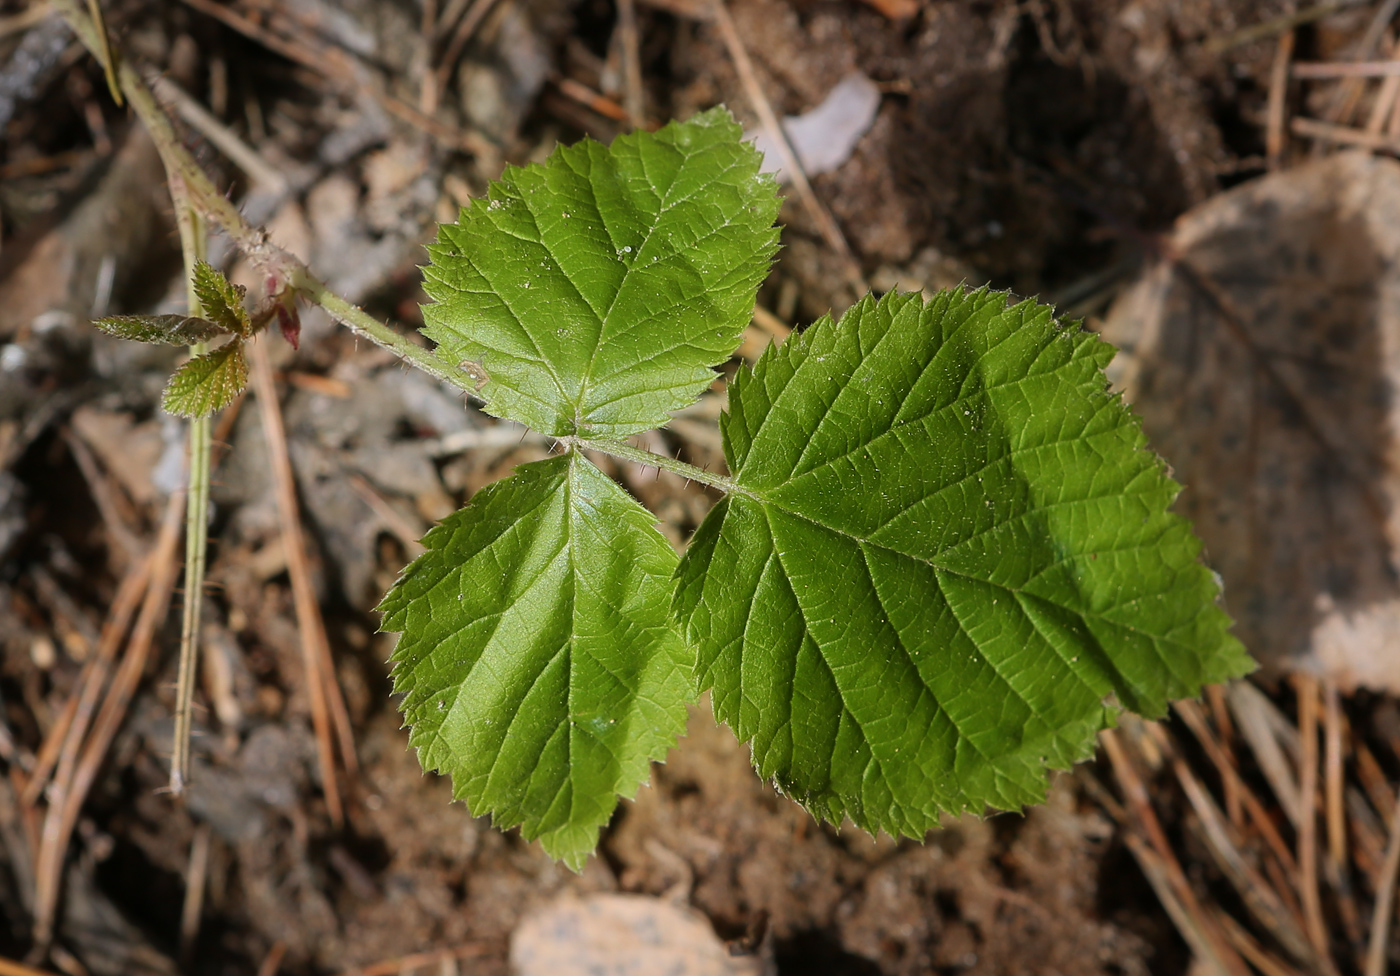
<box><xmin>2</xmin><ymin>0</ymin><xmax>1399</xmax><ymax>974</ymax></box>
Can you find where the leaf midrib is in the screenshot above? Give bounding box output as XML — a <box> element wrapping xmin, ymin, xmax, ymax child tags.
<box><xmin>732</xmin><ymin>499</ymin><xmax>1094</xmax><ymax>829</ymax></box>
<box><xmin>741</xmin><ymin>490</ymin><xmax>1203</xmax><ymax>660</ymax></box>
<box><xmin>577</xmin><ymin>149</ymin><xmax>752</xmax><ymax>429</ymax></box>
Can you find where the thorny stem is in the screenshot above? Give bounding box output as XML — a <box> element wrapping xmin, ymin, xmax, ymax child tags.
<box><xmin>283</xmin><ymin>265</ymin><xmax>486</xmax><ymax>401</ymax></box>
<box><xmin>50</xmin><ymin>0</ymin><xmax>739</xmax><ymax>505</ymax></box>
<box><xmin>573</xmin><ymin>438</ymin><xmax>750</xmax><ymax>498</ymax></box>
<box><xmin>51</xmin><ymin>0</ymin><xmax>486</xmax><ymax>401</ymax></box>
<box><xmin>169</xmin><ymin>181</ymin><xmax>210</xmax><ymax>796</ymax></box>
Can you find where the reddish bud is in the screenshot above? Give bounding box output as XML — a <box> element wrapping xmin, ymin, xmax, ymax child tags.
<box><xmin>276</xmin><ymin>303</ymin><xmax>301</xmax><ymax>350</ymax></box>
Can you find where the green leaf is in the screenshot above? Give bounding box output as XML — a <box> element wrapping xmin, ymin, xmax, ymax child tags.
<box><xmin>422</xmin><ymin>107</ymin><xmax>781</xmax><ymax>438</ymax></box>
<box><xmin>93</xmin><ymin>314</ymin><xmax>228</xmax><ymax>345</ymax></box>
<box><xmin>674</xmin><ymin>288</ymin><xmax>1253</xmax><ymax>835</ymax></box>
<box><xmin>191</xmin><ymin>261</ymin><xmax>252</xmax><ymax>337</ymax></box>
<box><xmin>162</xmin><ymin>341</ymin><xmax>249</xmax><ymax>418</ymax></box>
<box><xmin>378</xmin><ymin>454</ymin><xmax>693</xmax><ymax>869</ymax></box>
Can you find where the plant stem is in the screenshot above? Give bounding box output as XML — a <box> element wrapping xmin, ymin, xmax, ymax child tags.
<box><xmin>284</xmin><ymin>266</ymin><xmax>484</xmax><ymax>400</ymax></box>
<box><xmin>51</xmin><ymin>1</ymin><xmax>733</xmax><ymax>511</ymax></box>
<box><xmin>575</xmin><ymin>437</ymin><xmax>749</xmax><ymax>497</ymax></box>
<box><xmin>50</xmin><ymin>0</ymin><xmax>485</xmax><ymax>401</ymax></box>
<box><xmin>169</xmin><ymin>180</ymin><xmax>210</xmax><ymax>795</ymax></box>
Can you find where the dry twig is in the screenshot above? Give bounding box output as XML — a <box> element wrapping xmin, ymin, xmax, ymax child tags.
<box><xmin>0</xmin><ymin>957</ymin><xmax>59</xmax><ymax>976</ymax></box>
<box><xmin>248</xmin><ymin>338</ymin><xmax>354</xmax><ymax>827</ymax></box>
<box><xmin>1153</xmin><ymin>726</ymin><xmax>1316</xmax><ymax>967</ymax></box>
<box><xmin>1318</xmin><ymin>0</ymin><xmax>1400</xmax><ymax>125</ymax></box>
<box><xmin>709</xmin><ymin>0</ymin><xmax>863</xmax><ymax>286</ymax></box>
<box><xmin>1323</xmin><ymin>681</ymin><xmax>1364</xmax><ymax>954</ymax></box>
<box><xmin>61</xmin><ymin>429</ymin><xmax>142</xmax><ymax>567</ymax></box>
<box><xmin>433</xmin><ymin>0</ymin><xmax>506</xmax><ymax>106</ymax></box>
<box><xmin>348</xmin><ymin>475</ymin><xmax>427</xmax><ymax>558</ymax></box>
<box><xmin>1295</xmin><ymin>674</ymin><xmax>1329</xmax><ymax>960</ymax></box>
<box><xmin>1365</xmin><ymin>780</ymin><xmax>1400</xmax><ymax>976</ymax></box>
<box><xmin>1365</xmin><ymin>36</ymin><xmax>1400</xmax><ymax>133</ymax></box>
<box><xmin>32</xmin><ymin>491</ymin><xmax>183</xmax><ymax>948</ymax></box>
<box><xmin>1290</xmin><ymin>116</ymin><xmax>1400</xmax><ymax>152</ymax></box>
<box><xmin>1267</xmin><ymin>31</ymin><xmax>1295</xmax><ymax>169</ymax></box>
<box><xmin>0</xmin><ymin>3</ymin><xmax>54</xmax><ymax>40</ymax></box>
<box><xmin>334</xmin><ymin>943</ymin><xmax>495</xmax><ymax>976</ymax></box>
<box><xmin>554</xmin><ymin>76</ymin><xmax>633</xmax><ymax>123</ymax></box>
<box><xmin>1293</xmin><ymin>59</ymin><xmax>1400</xmax><ymax>77</ymax></box>
<box><xmin>255</xmin><ymin>941</ymin><xmax>287</xmax><ymax>976</ymax></box>
<box><xmin>1205</xmin><ymin>1</ymin><xmax>1360</xmax><ymax>54</ymax></box>
<box><xmin>20</xmin><ymin>557</ymin><xmax>152</xmax><ymax>808</ymax></box>
<box><xmin>179</xmin><ymin>824</ymin><xmax>212</xmax><ymax>964</ymax></box>
<box><xmin>51</xmin><ymin>0</ymin><xmax>486</xmax><ymax>400</ymax></box>
<box><xmin>1101</xmin><ymin>728</ymin><xmax>1252</xmax><ymax>976</ymax></box>
<box><xmin>150</xmin><ymin>74</ymin><xmax>287</xmax><ymax>194</ymax></box>
<box><xmin>616</xmin><ymin>0</ymin><xmax>645</xmax><ymax>127</ymax></box>
<box><xmin>175</xmin><ymin>0</ymin><xmax>494</xmax><ymax>157</ymax></box>
<box><xmin>1214</xmin><ymin>912</ymin><xmax>1305</xmax><ymax>976</ymax></box>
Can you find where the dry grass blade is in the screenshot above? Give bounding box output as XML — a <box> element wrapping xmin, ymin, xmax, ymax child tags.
<box><xmin>751</xmin><ymin>304</ymin><xmax>791</xmax><ymax>341</ymax></box>
<box><xmin>433</xmin><ymin>0</ymin><xmax>471</xmax><ymax>39</ymax></box>
<box><xmin>1120</xmin><ymin>832</ymin><xmax>1242</xmax><ymax>976</ymax></box>
<box><xmin>348</xmin><ymin>474</ymin><xmax>426</xmax><ymax>558</ymax></box>
<box><xmin>1346</xmin><ymin>782</ymin><xmax>1389</xmax><ymax>888</ymax></box>
<box><xmin>419</xmin><ymin>0</ymin><xmax>439</xmax><ymax>112</ymax></box>
<box><xmin>0</xmin><ymin>957</ymin><xmax>60</xmax><ymax>976</ymax></box>
<box><xmin>1293</xmin><ymin>60</ymin><xmax>1400</xmax><ymax>77</ymax></box>
<box><xmin>1229</xmin><ymin>682</ymin><xmax>1303</xmax><ymax>827</ymax></box>
<box><xmin>1267</xmin><ymin>31</ymin><xmax>1295</xmax><ymax>169</ymax></box>
<box><xmin>1365</xmin><ymin>780</ymin><xmax>1400</xmax><ymax>976</ymax></box>
<box><xmin>248</xmin><ymin>338</ymin><xmax>354</xmax><ymax>827</ymax></box>
<box><xmin>179</xmin><ymin>823</ymin><xmax>211</xmax><ymax>964</ymax></box>
<box><xmin>20</xmin><ymin>556</ymin><xmax>152</xmax><ymax>808</ymax></box>
<box><xmin>1204</xmin><ymin>1</ymin><xmax>1359</xmax><ymax>53</ymax></box>
<box><xmin>616</xmin><ymin>0</ymin><xmax>645</xmax><ymax>127</ymax></box>
<box><xmin>61</xmin><ymin>429</ymin><xmax>142</xmax><ymax>568</ymax></box>
<box><xmin>1323</xmin><ymin>683</ymin><xmax>1346</xmax><ymax>868</ymax></box>
<box><xmin>175</xmin><ymin>0</ymin><xmax>493</xmax><ymax>157</ymax></box>
<box><xmin>1365</xmin><ymin>38</ymin><xmax>1400</xmax><ymax>133</ymax></box>
<box><xmin>553</xmin><ymin>76</ymin><xmax>632</xmax><ymax>123</ymax></box>
<box><xmin>1294</xmin><ymin>674</ymin><xmax>1329</xmax><ymax>960</ymax></box>
<box><xmin>1175</xmin><ymin>699</ymin><xmax>1299</xmax><ymax>875</ymax></box>
<box><xmin>433</xmin><ymin>0</ymin><xmax>506</xmax><ymax>107</ymax></box>
<box><xmin>1290</xmin><ymin>116</ymin><xmax>1400</xmax><ymax>152</ymax></box>
<box><xmin>1355</xmin><ymin>742</ymin><xmax>1397</xmax><ymax>824</ymax></box>
<box><xmin>1322</xmin><ymin>681</ymin><xmax>1363</xmax><ymax>953</ymax></box>
<box><xmin>0</xmin><ymin>3</ymin><xmax>55</xmax><ymax>40</ymax></box>
<box><xmin>709</xmin><ymin>0</ymin><xmax>862</xmax><ymax>285</ymax></box>
<box><xmin>333</xmin><ymin>943</ymin><xmax>494</xmax><ymax>976</ymax></box>
<box><xmin>1319</xmin><ymin>0</ymin><xmax>1400</xmax><ymax>124</ymax></box>
<box><xmin>1160</xmin><ymin>736</ymin><xmax>1318</xmax><ymax>968</ymax></box>
<box><xmin>32</xmin><ymin>491</ymin><xmax>183</xmax><ymax>948</ymax></box>
<box><xmin>1214</xmin><ymin>911</ymin><xmax>1306</xmax><ymax>976</ymax></box>
<box><xmin>736</xmin><ymin>306</ymin><xmax>792</xmax><ymax>360</ymax></box>
<box><xmin>424</xmin><ymin>423</ymin><xmax>543</xmax><ymax>457</ymax></box>
<box><xmin>1101</xmin><ymin>729</ymin><xmax>1252</xmax><ymax>976</ymax></box>
<box><xmin>149</xmin><ymin>75</ymin><xmax>287</xmax><ymax>193</ymax></box>
<box><xmin>255</xmin><ymin>940</ymin><xmax>287</xmax><ymax>976</ymax></box>
<box><xmin>82</xmin><ymin>0</ymin><xmax>120</xmax><ymax>105</ymax></box>
<box><xmin>1205</xmin><ymin>684</ymin><xmax>1243</xmax><ymax>826</ymax></box>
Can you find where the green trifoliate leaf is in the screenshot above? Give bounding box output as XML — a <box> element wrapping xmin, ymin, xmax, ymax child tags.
<box><xmin>161</xmin><ymin>341</ymin><xmax>249</xmax><ymax>418</ymax></box>
<box><xmin>378</xmin><ymin>454</ymin><xmax>693</xmax><ymax>869</ymax></box>
<box><xmin>422</xmin><ymin>106</ymin><xmax>781</xmax><ymax>438</ymax></box>
<box><xmin>191</xmin><ymin>260</ymin><xmax>252</xmax><ymax>337</ymax></box>
<box><xmin>674</xmin><ymin>288</ymin><xmax>1253</xmax><ymax>836</ymax></box>
<box><xmin>93</xmin><ymin>314</ymin><xmax>228</xmax><ymax>345</ymax></box>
